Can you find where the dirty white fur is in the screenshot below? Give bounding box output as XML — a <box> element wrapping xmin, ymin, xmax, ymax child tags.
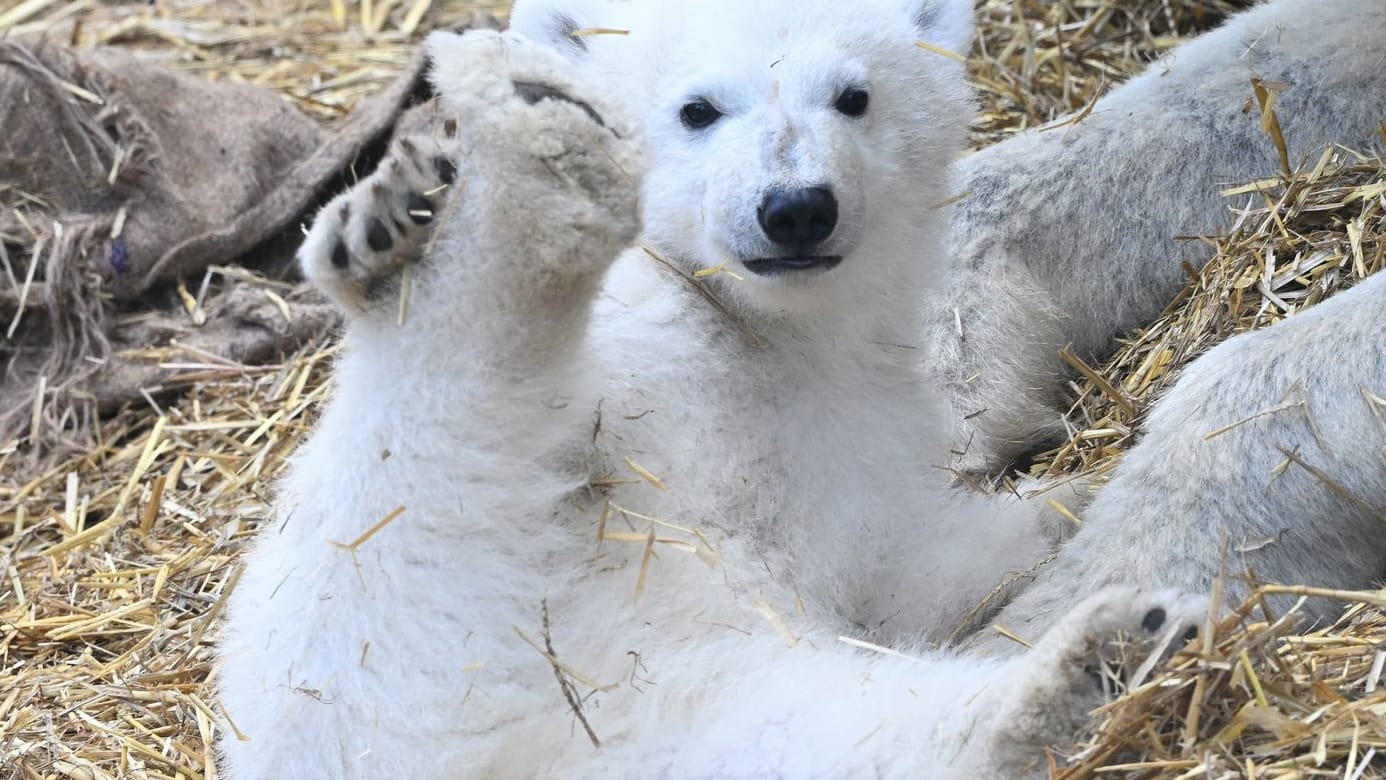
<box><xmin>214</xmin><ymin>3</ymin><xmax>1200</xmax><ymax>776</ymax></box>
<box><xmin>979</xmin><ymin>270</ymin><xmax>1386</xmax><ymax>652</ymax></box>
<box><xmin>921</xmin><ymin>0</ymin><xmax>1386</xmax><ymax>650</ymax></box>
<box><xmin>930</xmin><ymin>0</ymin><xmax>1386</xmax><ymax>474</ymax></box>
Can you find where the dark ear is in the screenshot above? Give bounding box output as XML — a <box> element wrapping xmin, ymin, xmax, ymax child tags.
<box><xmin>908</xmin><ymin>0</ymin><xmax>973</xmax><ymax>56</ymax></box>
<box><xmin>509</xmin><ymin>0</ymin><xmax>608</xmax><ymax>58</ymax></box>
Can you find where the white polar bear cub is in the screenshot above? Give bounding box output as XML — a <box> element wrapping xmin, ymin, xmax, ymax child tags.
<box><xmin>216</xmin><ymin>2</ymin><xmax>1203</xmax><ymax>777</ymax></box>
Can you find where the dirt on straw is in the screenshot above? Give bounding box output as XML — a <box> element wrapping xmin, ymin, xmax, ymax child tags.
<box><xmin>1</xmin><ymin>1</ymin><xmax>1383</xmax><ymax>778</ymax></box>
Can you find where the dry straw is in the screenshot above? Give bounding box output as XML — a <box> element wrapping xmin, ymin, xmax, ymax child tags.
<box><xmin>1035</xmin><ymin>147</ymin><xmax>1386</xmax><ymax>481</ymax></box>
<box><xmin>2</xmin><ymin>1</ymin><xmax>1382</xmax><ymax>778</ymax></box>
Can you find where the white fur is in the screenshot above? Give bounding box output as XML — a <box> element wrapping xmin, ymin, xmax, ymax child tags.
<box><xmin>215</xmin><ymin>0</ymin><xmax>1386</xmax><ymax>773</ymax></box>
<box><xmin>214</xmin><ymin>5</ymin><xmax>1182</xmax><ymax>776</ymax></box>
<box><xmin>980</xmin><ymin>270</ymin><xmax>1386</xmax><ymax>652</ymax></box>
<box><xmin>914</xmin><ymin>0</ymin><xmax>1386</xmax><ymax>649</ymax></box>
<box><xmin>931</xmin><ymin>0</ymin><xmax>1386</xmax><ymax>473</ymax></box>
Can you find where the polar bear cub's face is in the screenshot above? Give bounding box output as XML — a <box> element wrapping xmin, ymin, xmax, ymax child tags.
<box><xmin>511</xmin><ymin>0</ymin><xmax>973</xmax><ymax>312</ymax></box>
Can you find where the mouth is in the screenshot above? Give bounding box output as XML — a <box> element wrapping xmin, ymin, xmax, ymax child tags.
<box><xmin>741</xmin><ymin>256</ymin><xmax>843</xmax><ymax>277</ymax></box>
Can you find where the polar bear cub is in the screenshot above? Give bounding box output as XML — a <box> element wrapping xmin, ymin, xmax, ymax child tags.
<box><xmin>932</xmin><ymin>0</ymin><xmax>1386</xmax><ymax>475</ymax></box>
<box><xmin>215</xmin><ymin>2</ymin><xmax>1203</xmax><ymax>777</ymax></box>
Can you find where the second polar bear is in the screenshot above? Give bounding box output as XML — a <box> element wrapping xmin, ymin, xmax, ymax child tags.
<box><xmin>924</xmin><ymin>0</ymin><xmax>1386</xmax><ymax>646</ymax></box>
<box><xmin>932</xmin><ymin>0</ymin><xmax>1386</xmax><ymax>474</ymax></box>
<box><xmin>215</xmin><ymin>1</ymin><xmax>1205</xmax><ymax>777</ymax></box>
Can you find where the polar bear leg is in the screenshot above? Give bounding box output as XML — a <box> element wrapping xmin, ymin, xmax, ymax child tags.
<box><xmin>216</xmin><ymin>31</ymin><xmax>641</xmax><ymax>780</ymax></box>
<box><xmin>932</xmin><ymin>0</ymin><xmax>1386</xmax><ymax>476</ymax></box>
<box><xmin>980</xmin><ymin>272</ymin><xmax>1386</xmax><ymax>652</ymax></box>
<box><xmin>927</xmin><ymin>254</ymin><xmax>1071</xmax><ymax>474</ymax></box>
<box><xmin>972</xmin><ymin>586</ymin><xmax>1206</xmax><ymax>776</ymax></box>
<box><xmin>298</xmin><ymin>28</ymin><xmax>641</xmax><ymax>339</ymax></box>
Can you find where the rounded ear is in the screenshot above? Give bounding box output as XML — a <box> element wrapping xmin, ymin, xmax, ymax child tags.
<box><xmin>508</xmin><ymin>0</ymin><xmax>611</xmax><ymax>58</ymax></box>
<box><xmin>909</xmin><ymin>0</ymin><xmax>974</xmax><ymax>56</ymax></box>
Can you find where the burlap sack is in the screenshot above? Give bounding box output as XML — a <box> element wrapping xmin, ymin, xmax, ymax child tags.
<box><xmin>0</xmin><ymin>14</ymin><xmax>500</xmax><ymax>462</ymax></box>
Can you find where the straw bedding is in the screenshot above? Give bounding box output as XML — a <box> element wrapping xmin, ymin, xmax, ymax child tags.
<box><xmin>1</xmin><ymin>1</ymin><xmax>1381</xmax><ymax>777</ymax></box>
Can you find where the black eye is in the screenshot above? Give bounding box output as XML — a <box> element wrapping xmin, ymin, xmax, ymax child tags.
<box><xmin>835</xmin><ymin>88</ymin><xmax>869</xmax><ymax>117</ymax></box>
<box><xmin>680</xmin><ymin>99</ymin><xmax>722</xmax><ymax>130</ymax></box>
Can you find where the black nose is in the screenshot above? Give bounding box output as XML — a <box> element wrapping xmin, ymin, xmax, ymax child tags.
<box><xmin>757</xmin><ymin>187</ymin><xmax>838</xmax><ymax>249</ymax></box>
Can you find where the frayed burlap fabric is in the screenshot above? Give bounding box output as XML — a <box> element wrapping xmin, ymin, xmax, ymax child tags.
<box><xmin>0</xmin><ymin>15</ymin><xmax>498</xmax><ymax>463</ymax></box>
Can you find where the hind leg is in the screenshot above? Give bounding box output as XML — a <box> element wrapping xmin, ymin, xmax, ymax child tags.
<box><xmin>981</xmin><ymin>274</ymin><xmax>1386</xmax><ymax>653</ymax></box>
<box><xmin>971</xmin><ymin>586</ymin><xmax>1207</xmax><ymax>777</ymax></box>
<box><xmin>217</xmin><ymin>30</ymin><xmax>643</xmax><ymax>780</ymax></box>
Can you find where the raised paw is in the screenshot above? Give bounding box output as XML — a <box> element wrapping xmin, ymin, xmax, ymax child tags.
<box><xmin>421</xmin><ymin>29</ymin><xmax>644</xmax><ymax>271</ymax></box>
<box><xmin>299</xmin><ymin>104</ymin><xmax>465</xmax><ymax>312</ymax></box>
<box><xmin>305</xmin><ymin>29</ymin><xmax>642</xmax><ymax>328</ymax></box>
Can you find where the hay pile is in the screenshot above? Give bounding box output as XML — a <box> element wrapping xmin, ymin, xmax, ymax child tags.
<box><xmin>1063</xmin><ymin>584</ymin><xmax>1386</xmax><ymax>778</ymax></box>
<box><xmin>1</xmin><ymin>1</ymin><xmax>1382</xmax><ymax>778</ymax></box>
<box><xmin>969</xmin><ymin>0</ymin><xmax>1255</xmax><ymax>146</ymax></box>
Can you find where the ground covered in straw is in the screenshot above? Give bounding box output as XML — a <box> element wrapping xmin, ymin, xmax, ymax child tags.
<box><xmin>2</xmin><ymin>1</ymin><xmax>1383</xmax><ymax>778</ymax></box>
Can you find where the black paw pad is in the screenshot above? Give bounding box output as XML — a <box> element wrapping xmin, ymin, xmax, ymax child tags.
<box><xmin>366</xmin><ymin>218</ymin><xmax>394</xmax><ymax>252</ymax></box>
<box><xmin>512</xmin><ymin>81</ymin><xmax>608</xmax><ymax>129</ymax></box>
<box><xmin>1140</xmin><ymin>607</ymin><xmax>1166</xmax><ymax>633</ymax></box>
<box><xmin>435</xmin><ymin>157</ymin><xmax>458</xmax><ymax>185</ymax></box>
<box><xmin>407</xmin><ymin>193</ymin><xmax>435</xmax><ymax>225</ymax></box>
<box><xmin>331</xmin><ymin>241</ymin><xmax>350</xmax><ymax>269</ymax></box>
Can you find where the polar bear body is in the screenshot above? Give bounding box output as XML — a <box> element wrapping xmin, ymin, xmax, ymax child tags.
<box><xmin>215</xmin><ymin>3</ymin><xmax>1144</xmax><ymax>777</ymax></box>
<box><xmin>923</xmin><ymin>0</ymin><xmax>1386</xmax><ymax>645</ymax></box>
<box><xmin>215</xmin><ymin>1</ymin><xmax>1386</xmax><ymax>774</ymax></box>
<box><xmin>932</xmin><ymin>0</ymin><xmax>1386</xmax><ymax>472</ymax></box>
<box><xmin>984</xmin><ymin>269</ymin><xmax>1386</xmax><ymax>650</ymax></box>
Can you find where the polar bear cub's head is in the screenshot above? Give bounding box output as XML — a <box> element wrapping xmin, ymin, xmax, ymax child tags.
<box><xmin>511</xmin><ymin>0</ymin><xmax>973</xmax><ymax>317</ymax></box>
